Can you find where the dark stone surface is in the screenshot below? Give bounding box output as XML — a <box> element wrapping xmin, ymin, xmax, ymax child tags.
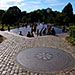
<box><xmin>16</xmin><ymin>48</ymin><xmax>75</xmax><ymax>73</ymax></box>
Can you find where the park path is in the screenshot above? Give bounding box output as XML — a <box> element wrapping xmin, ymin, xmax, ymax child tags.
<box><xmin>0</xmin><ymin>31</ymin><xmax>75</xmax><ymax>75</ymax></box>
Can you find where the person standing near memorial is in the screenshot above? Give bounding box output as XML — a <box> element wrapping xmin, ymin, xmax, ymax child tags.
<box><xmin>51</xmin><ymin>28</ymin><xmax>56</xmax><ymax>35</ymax></box>
<box><xmin>47</xmin><ymin>26</ymin><xmax>52</xmax><ymax>35</ymax></box>
<box><xmin>8</xmin><ymin>25</ymin><xmax>10</xmax><ymax>32</ymax></box>
<box><xmin>19</xmin><ymin>31</ymin><xmax>23</xmax><ymax>36</ymax></box>
<box><xmin>37</xmin><ymin>22</ymin><xmax>43</xmax><ymax>36</ymax></box>
<box><xmin>62</xmin><ymin>26</ymin><xmax>65</xmax><ymax>32</ymax></box>
<box><xmin>42</xmin><ymin>22</ymin><xmax>47</xmax><ymax>35</ymax></box>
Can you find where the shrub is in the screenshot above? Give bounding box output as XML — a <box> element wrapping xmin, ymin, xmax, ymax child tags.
<box><xmin>69</xmin><ymin>26</ymin><xmax>75</xmax><ymax>38</ymax></box>
<box><xmin>67</xmin><ymin>37</ymin><xmax>75</xmax><ymax>45</ymax></box>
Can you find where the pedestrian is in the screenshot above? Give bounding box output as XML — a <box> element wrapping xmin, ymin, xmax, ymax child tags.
<box><xmin>19</xmin><ymin>31</ymin><xmax>23</xmax><ymax>36</ymax></box>
<box><xmin>51</xmin><ymin>28</ymin><xmax>56</xmax><ymax>35</ymax></box>
<box><xmin>8</xmin><ymin>25</ymin><xmax>10</xmax><ymax>32</ymax></box>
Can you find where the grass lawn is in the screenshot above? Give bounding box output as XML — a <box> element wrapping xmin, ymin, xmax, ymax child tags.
<box><xmin>0</xmin><ymin>24</ymin><xmax>17</xmax><ymax>30</ymax></box>
<box><xmin>0</xmin><ymin>24</ymin><xmax>15</xmax><ymax>30</ymax></box>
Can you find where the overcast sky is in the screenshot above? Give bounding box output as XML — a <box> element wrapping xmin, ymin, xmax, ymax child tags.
<box><xmin>0</xmin><ymin>0</ymin><xmax>75</xmax><ymax>13</ymax></box>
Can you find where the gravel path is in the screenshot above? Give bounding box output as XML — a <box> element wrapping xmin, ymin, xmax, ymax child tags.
<box><xmin>0</xmin><ymin>31</ymin><xmax>75</xmax><ymax>75</ymax></box>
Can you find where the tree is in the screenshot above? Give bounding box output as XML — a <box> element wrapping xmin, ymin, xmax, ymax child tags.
<box><xmin>0</xmin><ymin>3</ymin><xmax>74</xmax><ymax>26</ymax></box>
<box><xmin>0</xmin><ymin>10</ymin><xmax>5</xmax><ymax>17</ymax></box>
<box><xmin>20</xmin><ymin>11</ymin><xmax>27</xmax><ymax>23</ymax></box>
<box><xmin>28</xmin><ymin>10</ymin><xmax>43</xmax><ymax>23</ymax></box>
<box><xmin>69</xmin><ymin>26</ymin><xmax>75</xmax><ymax>38</ymax></box>
<box><xmin>2</xmin><ymin>6</ymin><xmax>21</xmax><ymax>25</ymax></box>
<box><xmin>0</xmin><ymin>10</ymin><xmax>5</xmax><ymax>23</ymax></box>
<box><xmin>21</xmin><ymin>16</ymin><xmax>27</xmax><ymax>23</ymax></box>
<box><xmin>1</xmin><ymin>12</ymin><xmax>16</xmax><ymax>25</ymax></box>
<box><xmin>62</xmin><ymin>3</ymin><xmax>73</xmax><ymax>15</ymax></box>
<box><xmin>62</xmin><ymin>3</ymin><xmax>73</xmax><ymax>24</ymax></box>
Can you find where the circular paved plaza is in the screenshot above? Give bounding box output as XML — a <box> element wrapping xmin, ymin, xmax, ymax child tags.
<box><xmin>16</xmin><ymin>48</ymin><xmax>75</xmax><ymax>73</ymax></box>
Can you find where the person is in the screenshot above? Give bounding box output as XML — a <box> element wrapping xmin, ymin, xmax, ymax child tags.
<box><xmin>51</xmin><ymin>28</ymin><xmax>56</xmax><ymax>35</ymax></box>
<box><xmin>37</xmin><ymin>22</ymin><xmax>43</xmax><ymax>36</ymax></box>
<box><xmin>39</xmin><ymin>29</ymin><xmax>42</xmax><ymax>36</ymax></box>
<box><xmin>31</xmin><ymin>26</ymin><xmax>34</xmax><ymax>33</ymax></box>
<box><xmin>42</xmin><ymin>22</ymin><xmax>47</xmax><ymax>35</ymax></box>
<box><xmin>47</xmin><ymin>26</ymin><xmax>52</xmax><ymax>35</ymax></box>
<box><xmin>27</xmin><ymin>24</ymin><xmax>31</xmax><ymax>33</ymax></box>
<box><xmin>42</xmin><ymin>27</ymin><xmax>46</xmax><ymax>35</ymax></box>
<box><xmin>36</xmin><ymin>29</ymin><xmax>39</xmax><ymax>37</ymax></box>
<box><xmin>31</xmin><ymin>32</ymin><xmax>34</xmax><ymax>37</ymax></box>
<box><xmin>19</xmin><ymin>31</ymin><xmax>23</xmax><ymax>36</ymax></box>
<box><xmin>8</xmin><ymin>25</ymin><xmax>10</xmax><ymax>32</ymax></box>
<box><xmin>27</xmin><ymin>32</ymin><xmax>31</xmax><ymax>37</ymax></box>
<box><xmin>33</xmin><ymin>23</ymin><xmax>37</xmax><ymax>32</ymax></box>
<box><xmin>62</xmin><ymin>26</ymin><xmax>65</xmax><ymax>32</ymax></box>
<box><xmin>43</xmin><ymin>23</ymin><xmax>47</xmax><ymax>31</ymax></box>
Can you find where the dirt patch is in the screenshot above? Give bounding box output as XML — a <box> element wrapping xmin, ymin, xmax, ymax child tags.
<box><xmin>0</xmin><ymin>35</ymin><xmax>6</xmax><ymax>43</ymax></box>
<box><xmin>60</xmin><ymin>38</ymin><xmax>66</xmax><ymax>41</ymax></box>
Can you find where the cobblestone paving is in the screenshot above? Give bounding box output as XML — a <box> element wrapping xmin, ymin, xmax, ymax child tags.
<box><xmin>0</xmin><ymin>31</ymin><xmax>75</xmax><ymax>75</ymax></box>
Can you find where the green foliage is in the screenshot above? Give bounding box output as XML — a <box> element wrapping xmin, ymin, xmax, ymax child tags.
<box><xmin>69</xmin><ymin>26</ymin><xmax>75</xmax><ymax>38</ymax></box>
<box><xmin>62</xmin><ymin>3</ymin><xmax>73</xmax><ymax>15</ymax></box>
<box><xmin>67</xmin><ymin>37</ymin><xmax>75</xmax><ymax>45</ymax></box>
<box><xmin>0</xmin><ymin>2</ymin><xmax>75</xmax><ymax>26</ymax></box>
<box><xmin>67</xmin><ymin>25</ymin><xmax>75</xmax><ymax>45</ymax></box>
<box><xmin>20</xmin><ymin>16</ymin><xmax>27</xmax><ymax>23</ymax></box>
<box><xmin>1</xmin><ymin>6</ymin><xmax>21</xmax><ymax>25</ymax></box>
<box><xmin>0</xmin><ymin>10</ymin><xmax>5</xmax><ymax>23</ymax></box>
<box><xmin>62</xmin><ymin>3</ymin><xmax>73</xmax><ymax>24</ymax></box>
<box><xmin>0</xmin><ymin>10</ymin><xmax>5</xmax><ymax>17</ymax></box>
<box><xmin>2</xmin><ymin>12</ymin><xmax>17</xmax><ymax>24</ymax></box>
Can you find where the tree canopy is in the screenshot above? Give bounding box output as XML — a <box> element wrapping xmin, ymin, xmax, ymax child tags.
<box><xmin>62</xmin><ymin>3</ymin><xmax>73</xmax><ymax>15</ymax></box>
<box><xmin>0</xmin><ymin>3</ymin><xmax>75</xmax><ymax>26</ymax></box>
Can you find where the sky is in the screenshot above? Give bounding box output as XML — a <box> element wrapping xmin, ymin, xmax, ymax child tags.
<box><xmin>0</xmin><ymin>0</ymin><xmax>75</xmax><ymax>14</ymax></box>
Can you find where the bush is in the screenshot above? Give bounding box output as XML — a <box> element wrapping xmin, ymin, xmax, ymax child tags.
<box><xmin>67</xmin><ymin>26</ymin><xmax>75</xmax><ymax>45</ymax></box>
<box><xmin>69</xmin><ymin>26</ymin><xmax>75</xmax><ymax>38</ymax></box>
<box><xmin>67</xmin><ymin>37</ymin><xmax>75</xmax><ymax>45</ymax></box>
